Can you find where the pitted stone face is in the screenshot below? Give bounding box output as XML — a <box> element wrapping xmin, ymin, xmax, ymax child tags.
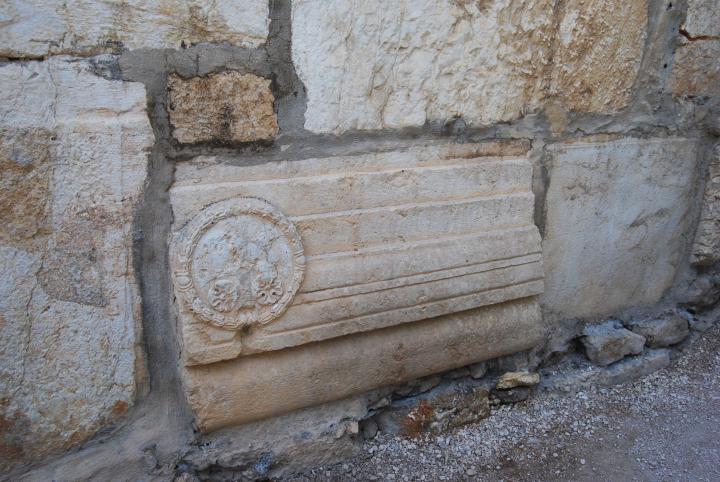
<box><xmin>171</xmin><ymin>198</ymin><xmax>305</xmax><ymax>330</ymax></box>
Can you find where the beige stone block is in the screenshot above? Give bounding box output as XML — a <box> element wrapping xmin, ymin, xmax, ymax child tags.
<box><xmin>542</xmin><ymin>137</ymin><xmax>700</xmax><ymax>320</ymax></box>
<box><xmin>0</xmin><ymin>58</ymin><xmax>152</xmax><ymax>470</ymax></box>
<box><xmin>169</xmin><ymin>141</ymin><xmax>544</xmax><ymax>428</ymax></box>
<box><xmin>669</xmin><ymin>0</ymin><xmax>720</xmax><ymax>97</ymax></box>
<box><xmin>0</xmin><ymin>0</ymin><xmax>269</xmax><ymax>58</ymax></box>
<box><xmin>170</xmin><ymin>141</ymin><xmax>542</xmax><ymax>363</ymax></box>
<box><xmin>691</xmin><ymin>144</ymin><xmax>720</xmax><ymax>266</ymax></box>
<box><xmin>549</xmin><ymin>0</ymin><xmax>648</xmax><ymax>112</ymax></box>
<box><xmin>292</xmin><ymin>0</ymin><xmax>650</xmax><ymax>133</ymax></box>
<box><xmin>291</xmin><ymin>0</ymin><xmax>555</xmax><ymax>133</ymax></box>
<box><xmin>186</xmin><ymin>298</ymin><xmax>544</xmax><ymax>431</ymax></box>
<box><xmin>168</xmin><ymin>72</ymin><xmax>278</xmax><ymax>144</ymax></box>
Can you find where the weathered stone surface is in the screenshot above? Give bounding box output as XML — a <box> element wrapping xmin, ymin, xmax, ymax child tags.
<box><xmin>691</xmin><ymin>145</ymin><xmax>720</xmax><ymax>266</ymax></box>
<box><xmin>541</xmin><ymin>349</ymin><xmax>671</xmax><ymax>393</ymax></box>
<box><xmin>496</xmin><ymin>371</ymin><xmax>540</xmax><ymax>389</ymax></box>
<box><xmin>185</xmin><ymin>298</ymin><xmax>542</xmax><ymax>431</ymax></box>
<box><xmin>542</xmin><ymin>138</ymin><xmax>700</xmax><ymax>319</ymax></box>
<box><xmin>170</xmin><ymin>140</ymin><xmax>545</xmax><ymax>430</ymax></box>
<box><xmin>0</xmin><ymin>58</ymin><xmax>152</xmax><ymax>470</ymax></box>
<box><xmin>292</xmin><ymin>0</ymin><xmax>648</xmax><ymax>134</ymax></box>
<box><xmin>627</xmin><ymin>315</ymin><xmax>690</xmax><ymax>348</ymax></box>
<box><xmin>374</xmin><ymin>380</ymin><xmax>490</xmax><ymax>437</ymax></box>
<box><xmin>171</xmin><ymin>140</ymin><xmax>543</xmax><ymax>365</ymax></box>
<box><xmin>549</xmin><ymin>0</ymin><xmax>648</xmax><ymax>112</ymax></box>
<box><xmin>179</xmin><ymin>394</ymin><xmax>371</xmax><ymax>480</ymax></box>
<box><xmin>581</xmin><ymin>321</ymin><xmax>646</xmax><ymax>367</ymax></box>
<box><xmin>0</xmin><ymin>0</ymin><xmax>269</xmax><ymax>58</ymax></box>
<box><xmin>292</xmin><ymin>0</ymin><xmax>555</xmax><ymax>133</ymax></box>
<box><xmin>669</xmin><ymin>0</ymin><xmax>720</xmax><ymax>97</ymax></box>
<box><xmin>167</xmin><ymin>72</ymin><xmax>278</xmax><ymax>144</ymax></box>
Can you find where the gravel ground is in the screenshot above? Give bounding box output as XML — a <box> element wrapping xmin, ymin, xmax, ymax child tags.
<box><xmin>284</xmin><ymin>323</ymin><xmax>720</xmax><ymax>482</ymax></box>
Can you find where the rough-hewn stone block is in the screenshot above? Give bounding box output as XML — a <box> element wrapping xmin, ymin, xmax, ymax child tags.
<box><xmin>292</xmin><ymin>0</ymin><xmax>555</xmax><ymax>133</ymax></box>
<box><xmin>291</xmin><ymin>0</ymin><xmax>648</xmax><ymax>134</ymax></box>
<box><xmin>542</xmin><ymin>137</ymin><xmax>700</xmax><ymax>319</ymax></box>
<box><xmin>0</xmin><ymin>0</ymin><xmax>269</xmax><ymax>58</ymax></box>
<box><xmin>0</xmin><ymin>57</ymin><xmax>152</xmax><ymax>470</ymax></box>
<box><xmin>168</xmin><ymin>72</ymin><xmax>278</xmax><ymax>144</ymax></box>
<box><xmin>582</xmin><ymin>321</ymin><xmax>646</xmax><ymax>367</ymax></box>
<box><xmin>169</xmin><ymin>140</ymin><xmax>544</xmax><ymax>429</ymax></box>
<box><xmin>627</xmin><ymin>315</ymin><xmax>690</xmax><ymax>348</ymax></box>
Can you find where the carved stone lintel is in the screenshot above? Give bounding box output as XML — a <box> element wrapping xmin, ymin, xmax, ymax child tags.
<box><xmin>171</xmin><ymin>197</ymin><xmax>305</xmax><ymax>330</ymax></box>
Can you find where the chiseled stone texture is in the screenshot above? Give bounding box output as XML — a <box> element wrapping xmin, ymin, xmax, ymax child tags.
<box><xmin>549</xmin><ymin>0</ymin><xmax>648</xmax><ymax>112</ymax></box>
<box><xmin>669</xmin><ymin>0</ymin><xmax>720</xmax><ymax>97</ymax></box>
<box><xmin>168</xmin><ymin>72</ymin><xmax>278</xmax><ymax>144</ymax></box>
<box><xmin>0</xmin><ymin>0</ymin><xmax>269</xmax><ymax>58</ymax></box>
<box><xmin>292</xmin><ymin>0</ymin><xmax>555</xmax><ymax>133</ymax></box>
<box><xmin>292</xmin><ymin>0</ymin><xmax>649</xmax><ymax>134</ymax></box>
<box><xmin>542</xmin><ymin>137</ymin><xmax>700</xmax><ymax>319</ymax></box>
<box><xmin>0</xmin><ymin>58</ymin><xmax>152</xmax><ymax>470</ymax></box>
<box><xmin>169</xmin><ymin>141</ymin><xmax>545</xmax><ymax>430</ymax></box>
<box><xmin>691</xmin><ymin>145</ymin><xmax>720</xmax><ymax>266</ymax></box>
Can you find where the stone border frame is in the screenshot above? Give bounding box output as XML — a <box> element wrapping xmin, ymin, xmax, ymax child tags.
<box><xmin>170</xmin><ymin>197</ymin><xmax>305</xmax><ymax>330</ymax></box>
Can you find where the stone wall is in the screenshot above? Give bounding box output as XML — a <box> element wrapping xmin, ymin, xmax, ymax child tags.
<box><xmin>0</xmin><ymin>0</ymin><xmax>718</xmax><ymax>480</ymax></box>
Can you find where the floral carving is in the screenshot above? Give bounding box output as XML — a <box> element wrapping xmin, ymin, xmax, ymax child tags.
<box><xmin>170</xmin><ymin>198</ymin><xmax>305</xmax><ymax>330</ymax></box>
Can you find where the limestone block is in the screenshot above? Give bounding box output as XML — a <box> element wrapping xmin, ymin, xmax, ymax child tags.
<box><xmin>691</xmin><ymin>145</ymin><xmax>720</xmax><ymax>265</ymax></box>
<box><xmin>582</xmin><ymin>321</ymin><xmax>646</xmax><ymax>366</ymax></box>
<box><xmin>186</xmin><ymin>299</ymin><xmax>542</xmax><ymax>431</ymax></box>
<box><xmin>168</xmin><ymin>72</ymin><xmax>278</xmax><ymax>144</ymax></box>
<box><xmin>0</xmin><ymin>0</ymin><xmax>269</xmax><ymax>58</ymax></box>
<box><xmin>169</xmin><ymin>140</ymin><xmax>545</xmax><ymax>430</ymax></box>
<box><xmin>291</xmin><ymin>0</ymin><xmax>555</xmax><ymax>133</ymax></box>
<box><xmin>627</xmin><ymin>315</ymin><xmax>690</xmax><ymax>348</ymax></box>
<box><xmin>542</xmin><ymin>137</ymin><xmax>700</xmax><ymax>319</ymax></box>
<box><xmin>0</xmin><ymin>58</ymin><xmax>152</xmax><ymax>470</ymax></box>
<box><xmin>669</xmin><ymin>0</ymin><xmax>720</xmax><ymax>97</ymax></box>
<box><xmin>549</xmin><ymin>0</ymin><xmax>648</xmax><ymax>112</ymax></box>
<box><xmin>292</xmin><ymin>0</ymin><xmax>649</xmax><ymax>134</ymax></box>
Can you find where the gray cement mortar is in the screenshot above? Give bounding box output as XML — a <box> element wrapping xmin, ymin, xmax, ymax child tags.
<box><xmin>6</xmin><ymin>0</ymin><xmax>720</xmax><ymax>480</ymax></box>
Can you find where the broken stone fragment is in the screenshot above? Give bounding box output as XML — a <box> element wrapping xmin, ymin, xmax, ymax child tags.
<box><xmin>541</xmin><ymin>349</ymin><xmax>671</xmax><ymax>393</ymax></box>
<box><xmin>469</xmin><ymin>362</ymin><xmax>488</xmax><ymax>380</ymax></box>
<box><xmin>167</xmin><ymin>71</ymin><xmax>278</xmax><ymax>144</ymax></box>
<box><xmin>627</xmin><ymin>315</ymin><xmax>690</xmax><ymax>348</ymax></box>
<box><xmin>496</xmin><ymin>371</ymin><xmax>540</xmax><ymax>390</ymax></box>
<box><xmin>375</xmin><ymin>381</ymin><xmax>490</xmax><ymax>437</ymax></box>
<box><xmin>491</xmin><ymin>387</ymin><xmax>533</xmax><ymax>404</ymax></box>
<box><xmin>581</xmin><ymin>321</ymin><xmax>646</xmax><ymax>366</ymax></box>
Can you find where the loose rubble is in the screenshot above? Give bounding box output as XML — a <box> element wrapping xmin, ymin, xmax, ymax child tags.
<box><xmin>283</xmin><ymin>321</ymin><xmax>720</xmax><ymax>482</ymax></box>
<box><xmin>627</xmin><ymin>314</ymin><xmax>690</xmax><ymax>348</ymax></box>
<box><xmin>581</xmin><ymin>320</ymin><xmax>646</xmax><ymax>366</ymax></box>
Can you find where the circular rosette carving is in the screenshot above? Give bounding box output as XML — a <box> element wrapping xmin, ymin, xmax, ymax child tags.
<box><xmin>171</xmin><ymin>198</ymin><xmax>305</xmax><ymax>330</ymax></box>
